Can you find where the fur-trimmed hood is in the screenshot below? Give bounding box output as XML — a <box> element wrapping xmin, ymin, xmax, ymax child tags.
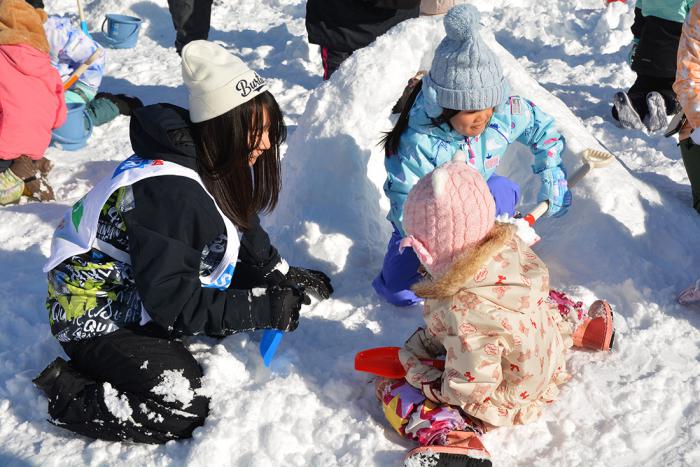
<box><xmin>412</xmin><ymin>222</ymin><xmax>515</xmax><ymax>297</ymax></box>
<box><xmin>0</xmin><ymin>0</ymin><xmax>49</xmax><ymax>54</ymax></box>
<box><xmin>412</xmin><ymin>222</ymin><xmax>551</xmax><ymax>315</ymax></box>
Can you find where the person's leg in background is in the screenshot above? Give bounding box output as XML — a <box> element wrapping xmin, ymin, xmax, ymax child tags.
<box><xmin>167</xmin><ymin>0</ymin><xmax>214</xmax><ymax>55</ymax></box>
<box><xmin>680</xmin><ymin>138</ymin><xmax>700</xmax><ymax>214</ymax></box>
<box><xmin>321</xmin><ymin>47</ymin><xmax>352</xmax><ymax>80</ymax></box>
<box><xmin>89</xmin><ymin>93</ymin><xmax>143</xmax><ymax>125</ymax></box>
<box><xmin>66</xmin><ymin>83</ymin><xmax>143</xmax><ymax>127</ymax></box>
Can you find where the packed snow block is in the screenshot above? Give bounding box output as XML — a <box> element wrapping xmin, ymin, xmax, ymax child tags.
<box><xmin>268</xmin><ymin>15</ymin><xmax>643</xmax><ymax>281</ymax></box>
<box><xmin>267</xmin><ymin>18</ymin><xmax>445</xmax><ymax>280</ymax></box>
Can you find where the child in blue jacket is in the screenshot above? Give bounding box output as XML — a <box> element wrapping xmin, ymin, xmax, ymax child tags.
<box><xmin>373</xmin><ymin>4</ymin><xmax>571</xmax><ymax>306</ymax></box>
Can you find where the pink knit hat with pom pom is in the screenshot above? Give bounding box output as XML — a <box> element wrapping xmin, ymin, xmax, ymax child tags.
<box><xmin>400</xmin><ymin>151</ymin><xmax>495</xmax><ymax>276</ymax></box>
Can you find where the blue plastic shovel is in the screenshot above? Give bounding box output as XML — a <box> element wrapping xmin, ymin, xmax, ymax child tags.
<box><xmin>260</xmin><ymin>329</ymin><xmax>283</xmax><ymax>367</ymax></box>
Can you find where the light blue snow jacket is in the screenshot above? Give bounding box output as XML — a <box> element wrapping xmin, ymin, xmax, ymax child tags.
<box><xmin>44</xmin><ymin>16</ymin><xmax>105</xmax><ymax>103</ymax></box>
<box><xmin>384</xmin><ymin>91</ymin><xmax>566</xmax><ymax>236</ymax></box>
<box><xmin>636</xmin><ymin>0</ymin><xmax>696</xmax><ymax>24</ymax></box>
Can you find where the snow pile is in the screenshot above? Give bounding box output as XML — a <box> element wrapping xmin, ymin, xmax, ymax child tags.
<box><xmin>0</xmin><ymin>0</ymin><xmax>698</xmax><ymax>466</ymax></box>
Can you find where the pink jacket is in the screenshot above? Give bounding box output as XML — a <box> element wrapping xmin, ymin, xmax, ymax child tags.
<box><xmin>0</xmin><ymin>43</ymin><xmax>66</xmax><ymax>160</ymax></box>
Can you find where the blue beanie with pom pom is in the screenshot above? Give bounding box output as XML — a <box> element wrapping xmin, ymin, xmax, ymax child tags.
<box><xmin>423</xmin><ymin>4</ymin><xmax>506</xmax><ymax>117</ymax></box>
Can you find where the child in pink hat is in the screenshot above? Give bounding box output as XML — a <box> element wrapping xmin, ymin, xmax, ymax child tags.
<box><xmin>377</xmin><ymin>153</ymin><xmax>615</xmax><ymax>467</ymax></box>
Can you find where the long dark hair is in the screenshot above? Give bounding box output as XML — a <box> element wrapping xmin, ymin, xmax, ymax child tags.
<box><xmin>192</xmin><ymin>91</ymin><xmax>286</xmax><ymax>231</ymax></box>
<box><xmin>381</xmin><ymin>79</ymin><xmax>459</xmax><ymax>157</ymax></box>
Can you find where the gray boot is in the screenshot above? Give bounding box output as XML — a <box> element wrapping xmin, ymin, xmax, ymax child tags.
<box><xmin>645</xmin><ymin>92</ymin><xmax>668</xmax><ymax>132</ymax></box>
<box><xmin>613</xmin><ymin>92</ymin><xmax>644</xmax><ymax>130</ymax></box>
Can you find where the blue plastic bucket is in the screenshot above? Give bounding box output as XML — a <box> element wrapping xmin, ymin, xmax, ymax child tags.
<box><xmin>51</xmin><ymin>103</ymin><xmax>93</xmax><ymax>151</ymax></box>
<box><xmin>101</xmin><ymin>14</ymin><xmax>142</xmax><ymax>49</ymax></box>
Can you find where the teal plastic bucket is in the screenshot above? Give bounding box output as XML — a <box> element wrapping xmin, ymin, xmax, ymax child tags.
<box><xmin>101</xmin><ymin>14</ymin><xmax>142</xmax><ymax>49</ymax></box>
<box><xmin>51</xmin><ymin>103</ymin><xmax>93</xmax><ymax>151</ymax></box>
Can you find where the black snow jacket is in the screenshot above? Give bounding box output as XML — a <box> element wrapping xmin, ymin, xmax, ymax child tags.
<box><xmin>306</xmin><ymin>0</ymin><xmax>420</xmax><ymax>53</ymax></box>
<box><xmin>125</xmin><ymin>103</ymin><xmax>284</xmax><ymax>337</ymax></box>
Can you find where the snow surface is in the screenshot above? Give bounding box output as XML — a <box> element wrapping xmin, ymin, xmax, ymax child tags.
<box><xmin>0</xmin><ymin>0</ymin><xmax>699</xmax><ymax>465</ymax></box>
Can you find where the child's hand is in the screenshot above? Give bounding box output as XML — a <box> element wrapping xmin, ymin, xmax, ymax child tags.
<box><xmin>538</xmin><ymin>166</ymin><xmax>572</xmax><ymax>217</ymax></box>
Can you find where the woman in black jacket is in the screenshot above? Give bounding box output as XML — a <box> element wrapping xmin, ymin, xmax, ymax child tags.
<box><xmin>32</xmin><ymin>40</ymin><xmax>332</xmax><ymax>444</ymax></box>
<box><xmin>306</xmin><ymin>0</ymin><xmax>421</xmax><ymax>79</ymax></box>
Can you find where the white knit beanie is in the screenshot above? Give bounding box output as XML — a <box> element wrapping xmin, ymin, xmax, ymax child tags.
<box><xmin>181</xmin><ymin>40</ymin><xmax>268</xmax><ymax>123</ymax></box>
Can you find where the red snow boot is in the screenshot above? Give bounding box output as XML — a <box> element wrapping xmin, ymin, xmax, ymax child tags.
<box><xmin>405</xmin><ymin>431</ymin><xmax>491</xmax><ymax>467</ymax></box>
<box><xmin>573</xmin><ymin>300</ymin><xmax>615</xmax><ymax>351</ymax></box>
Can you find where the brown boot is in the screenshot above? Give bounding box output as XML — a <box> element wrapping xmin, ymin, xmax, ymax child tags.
<box><xmin>33</xmin><ymin>157</ymin><xmax>53</xmax><ymax>176</ymax></box>
<box><xmin>11</xmin><ymin>156</ymin><xmax>55</xmax><ymax>202</ymax></box>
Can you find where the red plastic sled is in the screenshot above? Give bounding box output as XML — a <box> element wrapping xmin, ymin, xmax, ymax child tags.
<box><xmin>354</xmin><ymin>346</ymin><xmax>445</xmax><ymax>379</ymax></box>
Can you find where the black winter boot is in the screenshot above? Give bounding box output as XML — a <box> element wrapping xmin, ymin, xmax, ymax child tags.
<box><xmin>32</xmin><ymin>357</ymin><xmax>69</xmax><ymax>395</ymax></box>
<box><xmin>33</xmin><ymin>357</ymin><xmax>93</xmax><ymax>406</ymax></box>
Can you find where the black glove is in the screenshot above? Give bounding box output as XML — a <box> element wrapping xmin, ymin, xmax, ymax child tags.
<box><xmin>268</xmin><ymin>286</ymin><xmax>311</xmax><ymax>332</ymax></box>
<box><xmin>282</xmin><ymin>267</ymin><xmax>334</xmax><ymax>300</ymax></box>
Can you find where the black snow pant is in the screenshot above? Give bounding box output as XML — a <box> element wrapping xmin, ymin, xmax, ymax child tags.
<box><xmin>47</xmin><ymin>324</ymin><xmax>209</xmax><ymax>443</ymax></box>
<box><xmin>167</xmin><ymin>0</ymin><xmax>214</xmax><ymax>54</ymax></box>
<box><xmin>321</xmin><ymin>47</ymin><xmax>352</xmax><ymax>80</ymax></box>
<box><xmin>680</xmin><ymin>138</ymin><xmax>700</xmax><ymax>214</ymax></box>
<box><xmin>613</xmin><ymin>10</ymin><xmax>683</xmax><ymax>122</ymax></box>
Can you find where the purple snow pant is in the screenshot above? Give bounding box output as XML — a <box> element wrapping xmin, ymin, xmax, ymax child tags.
<box><xmin>372</xmin><ymin>175</ymin><xmax>520</xmax><ymax>306</ymax></box>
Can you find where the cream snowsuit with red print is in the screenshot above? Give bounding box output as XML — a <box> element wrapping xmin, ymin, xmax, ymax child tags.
<box><xmin>399</xmin><ymin>223</ymin><xmax>573</xmax><ymax>428</ymax></box>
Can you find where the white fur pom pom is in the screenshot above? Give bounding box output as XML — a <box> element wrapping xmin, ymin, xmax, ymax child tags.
<box><xmin>431</xmin><ymin>167</ymin><xmax>449</xmax><ymax>198</ymax></box>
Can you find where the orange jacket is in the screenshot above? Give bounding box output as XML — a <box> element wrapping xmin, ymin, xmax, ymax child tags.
<box><xmin>674</xmin><ymin>3</ymin><xmax>700</xmax><ymax>140</ymax></box>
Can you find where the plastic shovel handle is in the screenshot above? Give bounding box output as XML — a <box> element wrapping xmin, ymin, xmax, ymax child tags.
<box><xmin>63</xmin><ymin>49</ymin><xmax>102</xmax><ymax>90</ymax></box>
<box><xmin>76</xmin><ymin>0</ymin><xmax>91</xmax><ymax>37</ymax></box>
<box><xmin>524</xmin><ymin>147</ymin><xmax>615</xmax><ymax>226</ymax></box>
